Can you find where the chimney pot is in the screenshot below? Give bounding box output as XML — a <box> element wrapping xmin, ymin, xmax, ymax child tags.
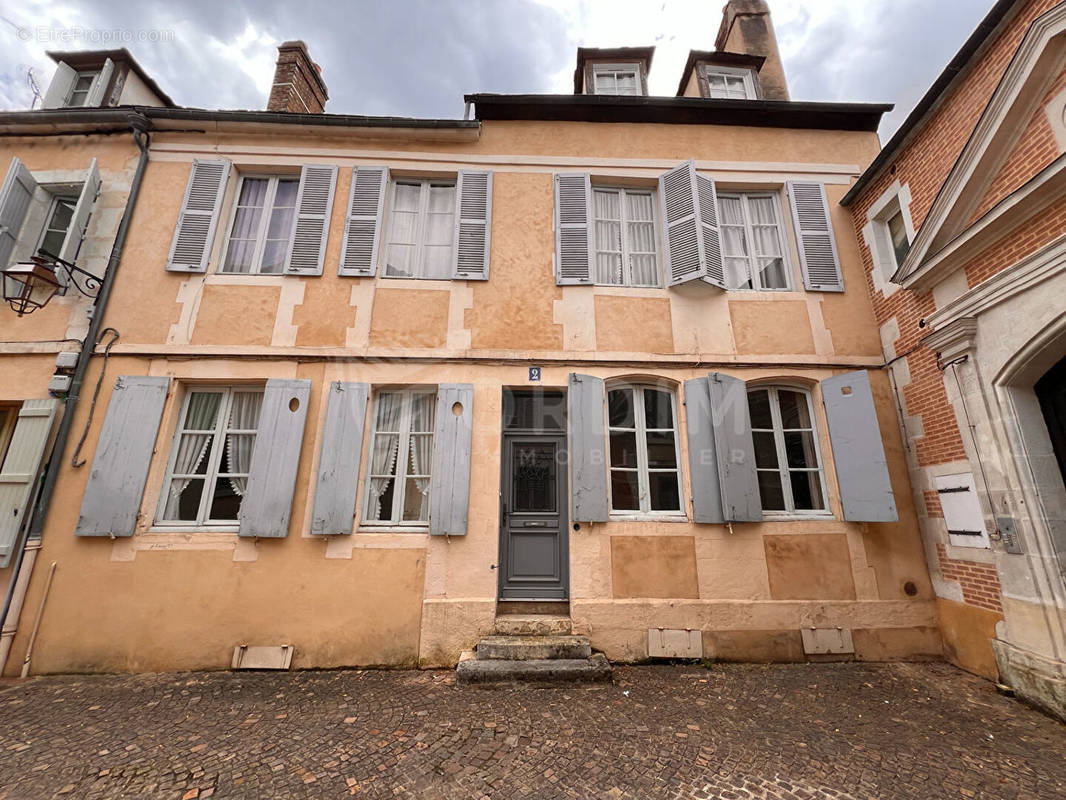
<box><xmin>267</xmin><ymin>39</ymin><xmax>329</xmax><ymax>114</ymax></box>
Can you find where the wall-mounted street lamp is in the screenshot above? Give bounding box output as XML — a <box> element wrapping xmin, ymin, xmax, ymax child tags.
<box><xmin>2</xmin><ymin>251</ymin><xmax>102</xmax><ymax>316</ymax></box>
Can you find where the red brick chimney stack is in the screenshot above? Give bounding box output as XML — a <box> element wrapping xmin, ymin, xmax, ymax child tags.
<box><xmin>716</xmin><ymin>0</ymin><xmax>789</xmax><ymax>100</ymax></box>
<box><xmin>267</xmin><ymin>40</ymin><xmax>329</xmax><ymax>114</ymax></box>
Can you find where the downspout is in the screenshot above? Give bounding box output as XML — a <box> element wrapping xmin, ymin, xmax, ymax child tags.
<box><xmin>0</xmin><ymin>113</ymin><xmax>151</xmax><ymax>675</ymax></box>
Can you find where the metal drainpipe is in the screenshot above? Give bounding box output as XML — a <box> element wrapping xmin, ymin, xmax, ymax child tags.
<box><xmin>0</xmin><ymin>114</ymin><xmax>151</xmax><ymax>675</ymax></box>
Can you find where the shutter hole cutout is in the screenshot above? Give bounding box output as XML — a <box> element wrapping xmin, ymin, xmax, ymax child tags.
<box><xmin>840</xmin><ymin>385</ymin><xmax>853</xmax><ymax>396</ymax></box>
<box><xmin>289</xmin><ymin>397</ymin><xmax>300</xmax><ymax>412</ymax></box>
<box><xmin>903</xmin><ymin>581</ymin><xmax>918</xmax><ymax>597</ymax></box>
<box><xmin>452</xmin><ymin>401</ymin><xmax>463</xmax><ymax>416</ymax></box>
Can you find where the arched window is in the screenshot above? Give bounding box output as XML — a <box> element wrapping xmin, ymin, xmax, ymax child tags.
<box><xmin>606</xmin><ymin>383</ymin><xmax>683</xmax><ymax>515</ymax></box>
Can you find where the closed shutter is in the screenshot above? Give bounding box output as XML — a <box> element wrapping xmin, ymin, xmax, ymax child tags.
<box><xmin>75</xmin><ymin>376</ymin><xmax>169</xmax><ymax>537</ymax></box>
<box><xmin>568</xmin><ymin>373</ymin><xmax>608</xmax><ymax>522</ymax></box>
<box><xmin>787</xmin><ymin>181</ymin><xmax>844</xmax><ymax>292</ymax></box>
<box><xmin>285</xmin><ymin>164</ymin><xmax>338</xmax><ymax>276</ymax></box>
<box><xmin>310</xmin><ymin>382</ymin><xmax>369</xmax><ymax>535</ymax></box>
<box><xmin>238</xmin><ymin>379</ymin><xmax>311</xmax><ymax>538</ymax></box>
<box><xmin>339</xmin><ymin>166</ymin><xmax>389</xmax><ymax>276</ymax></box>
<box><xmin>554</xmin><ymin>173</ymin><xmax>594</xmax><ymax>285</ymax></box>
<box><xmin>165</xmin><ymin>159</ymin><xmax>231</xmax><ymax>273</ymax></box>
<box><xmin>429</xmin><ymin>384</ymin><xmax>474</xmax><ymax>536</ymax></box>
<box><xmin>658</xmin><ymin>160</ymin><xmax>725</xmax><ymax>288</ymax></box>
<box><xmin>57</xmin><ymin>157</ymin><xmax>100</xmax><ymax>264</ymax></box>
<box><xmin>0</xmin><ymin>400</ymin><xmax>59</xmax><ymax>567</ymax></box>
<box><xmin>707</xmin><ymin>372</ymin><xmax>762</xmax><ymax>523</ymax></box>
<box><xmin>452</xmin><ymin>170</ymin><xmax>492</xmax><ymax>280</ymax></box>
<box><xmin>0</xmin><ymin>157</ymin><xmax>37</xmax><ymax>268</ymax></box>
<box><xmin>41</xmin><ymin>62</ymin><xmax>77</xmax><ymax>109</ymax></box>
<box><xmin>820</xmin><ymin>370</ymin><xmax>897</xmax><ymax>522</ymax></box>
<box><xmin>683</xmin><ymin>377</ymin><xmax>725</xmax><ymax>524</ymax></box>
<box><xmin>84</xmin><ymin>58</ymin><xmax>114</xmax><ymax>107</ymax></box>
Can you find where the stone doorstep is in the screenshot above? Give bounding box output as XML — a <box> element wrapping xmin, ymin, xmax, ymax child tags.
<box><xmin>493</xmin><ymin>614</ymin><xmax>572</xmax><ymax>636</ymax></box>
<box><xmin>476</xmin><ymin>635</ymin><xmax>592</xmax><ymax>661</ymax></box>
<box><xmin>456</xmin><ymin>653</ymin><xmax>612</xmax><ymax>686</ymax></box>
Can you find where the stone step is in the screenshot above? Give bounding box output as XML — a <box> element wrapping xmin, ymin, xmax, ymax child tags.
<box><xmin>456</xmin><ymin>654</ymin><xmax>612</xmax><ymax>686</ymax></box>
<box><xmin>477</xmin><ymin>635</ymin><xmax>591</xmax><ymax>661</ymax></box>
<box><xmin>493</xmin><ymin>615</ymin><xmax>572</xmax><ymax>636</ymax></box>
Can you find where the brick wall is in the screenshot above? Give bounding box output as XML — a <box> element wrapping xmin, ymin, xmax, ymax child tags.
<box><xmin>937</xmin><ymin>544</ymin><xmax>1004</xmax><ymax>613</ymax></box>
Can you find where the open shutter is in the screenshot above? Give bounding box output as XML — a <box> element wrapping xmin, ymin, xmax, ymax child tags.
<box><xmin>0</xmin><ymin>157</ymin><xmax>37</xmax><ymax>268</ymax></box>
<box><xmin>84</xmin><ymin>58</ymin><xmax>114</xmax><ymax>107</ymax></box>
<box><xmin>659</xmin><ymin>160</ymin><xmax>725</xmax><ymax>288</ymax></box>
<box><xmin>0</xmin><ymin>400</ymin><xmax>59</xmax><ymax>567</ymax></box>
<box><xmin>75</xmin><ymin>376</ymin><xmax>169</xmax><ymax>537</ymax></box>
<box><xmin>707</xmin><ymin>372</ymin><xmax>762</xmax><ymax>522</ymax></box>
<box><xmin>339</xmin><ymin>166</ymin><xmax>388</xmax><ymax>276</ymax></box>
<box><xmin>683</xmin><ymin>377</ymin><xmax>725</xmax><ymax>524</ymax></box>
<box><xmin>568</xmin><ymin>373</ymin><xmax>608</xmax><ymax>522</ymax></box>
<box><xmin>554</xmin><ymin>173</ymin><xmax>594</xmax><ymax>285</ymax></box>
<box><xmin>238</xmin><ymin>379</ymin><xmax>311</xmax><ymax>538</ymax></box>
<box><xmin>41</xmin><ymin>62</ymin><xmax>77</xmax><ymax>109</ymax></box>
<box><xmin>452</xmin><ymin>170</ymin><xmax>492</xmax><ymax>280</ymax></box>
<box><xmin>165</xmin><ymin>158</ymin><xmax>231</xmax><ymax>273</ymax></box>
<box><xmin>821</xmin><ymin>370</ymin><xmax>897</xmax><ymax>522</ymax></box>
<box><xmin>285</xmin><ymin>164</ymin><xmax>338</xmax><ymax>276</ymax></box>
<box><xmin>310</xmin><ymin>382</ymin><xmax>368</xmax><ymax>535</ymax></box>
<box><xmin>429</xmin><ymin>384</ymin><xmax>473</xmax><ymax>536</ymax></box>
<box><xmin>787</xmin><ymin>181</ymin><xmax>844</xmax><ymax>292</ymax></box>
<box><xmin>57</xmin><ymin>158</ymin><xmax>100</xmax><ymax>264</ymax></box>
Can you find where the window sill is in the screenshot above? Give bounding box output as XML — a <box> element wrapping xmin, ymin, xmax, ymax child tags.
<box><xmin>356</xmin><ymin>525</ymin><xmax>430</xmax><ymax>534</ymax></box>
<box><xmin>759</xmin><ymin>512</ymin><xmax>835</xmax><ymax>522</ymax></box>
<box><xmin>148</xmin><ymin>525</ymin><xmax>239</xmax><ymax>534</ymax></box>
<box><xmin>608</xmin><ymin>514</ymin><xmax>689</xmax><ymax>523</ymax></box>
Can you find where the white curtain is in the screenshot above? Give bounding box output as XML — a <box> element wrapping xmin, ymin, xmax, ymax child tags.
<box><xmin>718</xmin><ymin>196</ymin><xmax>750</xmax><ymax>289</ymax></box>
<box><xmin>407</xmin><ymin>393</ymin><xmax>436</xmax><ymax>522</ymax></box>
<box><xmin>163</xmin><ymin>392</ymin><xmax>221</xmax><ymax>519</ymax></box>
<box><xmin>225</xmin><ymin>392</ymin><xmax>263</xmax><ymax>496</ymax></box>
<box><xmin>223</xmin><ymin>178</ymin><xmax>267</xmax><ymax>274</ymax></box>
<box><xmin>593</xmin><ymin>189</ymin><xmax>622</xmax><ymax>285</ymax></box>
<box><xmin>368</xmin><ymin>393</ymin><xmax>403</xmax><ymax>520</ymax></box>
<box><xmin>625</xmin><ymin>192</ymin><xmax>657</xmax><ymax>286</ymax></box>
<box><xmin>748</xmin><ymin>196</ymin><xmax>787</xmax><ymax>289</ymax></box>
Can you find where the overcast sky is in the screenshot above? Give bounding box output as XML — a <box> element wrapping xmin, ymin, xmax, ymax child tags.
<box><xmin>0</xmin><ymin>0</ymin><xmax>992</xmax><ymax>140</ymax></box>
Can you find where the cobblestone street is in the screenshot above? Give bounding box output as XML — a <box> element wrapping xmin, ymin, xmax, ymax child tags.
<box><xmin>0</xmin><ymin>662</ymin><xmax>1064</xmax><ymax>799</ymax></box>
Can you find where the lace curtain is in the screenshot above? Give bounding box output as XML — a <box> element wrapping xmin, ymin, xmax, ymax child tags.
<box><xmin>407</xmin><ymin>393</ymin><xmax>436</xmax><ymax>522</ymax></box>
<box><xmin>163</xmin><ymin>392</ymin><xmax>221</xmax><ymax>519</ymax></box>
<box><xmin>225</xmin><ymin>392</ymin><xmax>263</xmax><ymax>496</ymax></box>
<box><xmin>368</xmin><ymin>393</ymin><xmax>403</xmax><ymax>520</ymax></box>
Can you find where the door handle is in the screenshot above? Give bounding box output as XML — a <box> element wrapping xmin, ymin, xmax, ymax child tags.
<box><xmin>523</xmin><ymin>521</ymin><xmax>548</xmax><ymax>527</ymax></box>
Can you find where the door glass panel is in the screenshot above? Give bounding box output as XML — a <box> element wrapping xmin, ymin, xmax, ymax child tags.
<box><xmin>503</xmin><ymin>391</ymin><xmax>566</xmax><ymax>430</ymax></box>
<box><xmin>512</xmin><ymin>442</ymin><xmax>557</xmax><ymax>513</ymax></box>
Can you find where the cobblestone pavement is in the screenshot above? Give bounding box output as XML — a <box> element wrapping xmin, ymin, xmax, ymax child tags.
<box><xmin>0</xmin><ymin>662</ymin><xmax>1064</xmax><ymax>799</ymax></box>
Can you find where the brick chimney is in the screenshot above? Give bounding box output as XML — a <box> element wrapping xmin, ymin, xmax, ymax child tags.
<box><xmin>715</xmin><ymin>0</ymin><xmax>789</xmax><ymax>100</ymax></box>
<box><xmin>267</xmin><ymin>40</ymin><xmax>328</xmax><ymax>113</ymax></box>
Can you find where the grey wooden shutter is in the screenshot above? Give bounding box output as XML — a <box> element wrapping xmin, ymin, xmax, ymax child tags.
<box><xmin>57</xmin><ymin>157</ymin><xmax>100</xmax><ymax>264</ymax></box>
<box><xmin>821</xmin><ymin>370</ymin><xmax>897</xmax><ymax>522</ymax></box>
<box><xmin>787</xmin><ymin>181</ymin><xmax>844</xmax><ymax>292</ymax></box>
<box><xmin>0</xmin><ymin>157</ymin><xmax>37</xmax><ymax>268</ymax></box>
<box><xmin>75</xmin><ymin>376</ymin><xmax>169</xmax><ymax>537</ymax></box>
<box><xmin>339</xmin><ymin>166</ymin><xmax>389</xmax><ymax>276</ymax></box>
<box><xmin>568</xmin><ymin>373</ymin><xmax>608</xmax><ymax>522</ymax></box>
<box><xmin>429</xmin><ymin>384</ymin><xmax>474</xmax><ymax>536</ymax></box>
<box><xmin>285</xmin><ymin>164</ymin><xmax>338</xmax><ymax>276</ymax></box>
<box><xmin>41</xmin><ymin>62</ymin><xmax>77</xmax><ymax>109</ymax></box>
<box><xmin>165</xmin><ymin>158</ymin><xmax>231</xmax><ymax>273</ymax></box>
<box><xmin>310</xmin><ymin>382</ymin><xmax>368</xmax><ymax>536</ymax></box>
<box><xmin>452</xmin><ymin>170</ymin><xmax>492</xmax><ymax>280</ymax></box>
<box><xmin>238</xmin><ymin>379</ymin><xmax>311</xmax><ymax>538</ymax></box>
<box><xmin>683</xmin><ymin>377</ymin><xmax>725</xmax><ymax>524</ymax></box>
<box><xmin>85</xmin><ymin>58</ymin><xmax>114</xmax><ymax>107</ymax></box>
<box><xmin>0</xmin><ymin>399</ymin><xmax>59</xmax><ymax>567</ymax></box>
<box><xmin>554</xmin><ymin>173</ymin><xmax>594</xmax><ymax>285</ymax></box>
<box><xmin>707</xmin><ymin>372</ymin><xmax>762</xmax><ymax>522</ymax></box>
<box><xmin>658</xmin><ymin>160</ymin><xmax>725</xmax><ymax>288</ymax></box>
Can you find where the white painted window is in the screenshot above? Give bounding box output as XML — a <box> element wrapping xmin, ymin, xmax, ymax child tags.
<box><xmin>607</xmin><ymin>385</ymin><xmax>683</xmax><ymax>514</ymax></box>
<box><xmin>66</xmin><ymin>72</ymin><xmax>99</xmax><ymax>107</ymax></box>
<box><xmin>718</xmin><ymin>192</ymin><xmax>791</xmax><ymax>290</ymax></box>
<box><xmin>863</xmin><ymin>182</ymin><xmax>915</xmax><ymax>288</ymax></box>
<box><xmin>363</xmin><ymin>388</ymin><xmax>437</xmax><ymax>526</ymax></box>
<box><xmin>592</xmin><ymin>186</ymin><xmax>661</xmax><ymax>287</ymax></box>
<box><xmin>220</xmin><ymin>175</ymin><xmax>300</xmax><ymax>274</ymax></box>
<box><xmin>701</xmin><ymin>66</ymin><xmax>757</xmax><ymax>100</ymax></box>
<box><xmin>748</xmin><ymin>386</ymin><xmax>829</xmax><ymax>514</ymax></box>
<box><xmin>383</xmin><ymin>180</ymin><xmax>456</xmax><ymax>279</ymax></box>
<box><xmin>35</xmin><ymin>194</ymin><xmax>79</xmax><ymax>259</ymax></box>
<box><xmin>592</xmin><ymin>64</ymin><xmax>642</xmax><ymax>96</ymax></box>
<box><xmin>157</xmin><ymin>387</ymin><xmax>264</xmax><ymax>526</ymax></box>
<box><xmin>885</xmin><ymin>207</ymin><xmax>911</xmax><ymax>268</ymax></box>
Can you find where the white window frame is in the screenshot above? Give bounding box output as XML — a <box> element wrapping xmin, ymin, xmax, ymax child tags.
<box><xmin>361</xmin><ymin>387</ymin><xmax>437</xmax><ymax>528</ymax></box>
<box><xmin>717</xmin><ymin>191</ymin><xmax>793</xmax><ymax>291</ymax></box>
<box><xmin>700</xmin><ymin>65</ymin><xmax>757</xmax><ymax>100</ymax></box>
<box><xmin>591</xmin><ymin>185</ymin><xmax>663</xmax><ymax>287</ymax></box>
<box><xmin>749</xmin><ymin>385</ymin><xmax>830</xmax><ymax>517</ymax></box>
<box><xmin>218</xmin><ymin>173</ymin><xmax>300</xmax><ymax>275</ymax></box>
<box><xmin>862</xmin><ymin>180</ymin><xmax>915</xmax><ymax>295</ymax></box>
<box><xmin>34</xmin><ymin>193</ymin><xmax>79</xmax><ymax>258</ymax></box>
<box><xmin>65</xmin><ymin>71</ymin><xmax>99</xmax><ymax>107</ymax></box>
<box><xmin>381</xmin><ymin>178</ymin><xmax>457</xmax><ymax>280</ymax></box>
<box><xmin>591</xmin><ymin>63</ymin><xmax>643</xmax><ymax>96</ymax></box>
<box><xmin>155</xmin><ymin>385</ymin><xmax>264</xmax><ymax>528</ymax></box>
<box><xmin>606</xmin><ymin>383</ymin><xmax>685</xmax><ymax>517</ymax></box>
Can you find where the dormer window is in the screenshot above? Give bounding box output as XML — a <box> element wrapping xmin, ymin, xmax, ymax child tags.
<box><xmin>592</xmin><ymin>64</ymin><xmax>641</xmax><ymax>96</ymax></box>
<box><xmin>65</xmin><ymin>72</ymin><xmax>99</xmax><ymax>107</ymax></box>
<box><xmin>700</xmin><ymin>65</ymin><xmax>757</xmax><ymax>100</ymax></box>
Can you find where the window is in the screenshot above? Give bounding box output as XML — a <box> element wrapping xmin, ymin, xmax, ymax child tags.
<box><xmin>384</xmin><ymin>180</ymin><xmax>456</xmax><ymax>279</ymax></box>
<box><xmin>607</xmin><ymin>385</ymin><xmax>682</xmax><ymax>514</ymax></box>
<box><xmin>593</xmin><ymin>67</ymin><xmax>640</xmax><ymax>96</ymax></box>
<box><xmin>363</xmin><ymin>388</ymin><xmax>436</xmax><ymax>526</ymax></box>
<box><xmin>221</xmin><ymin>175</ymin><xmax>299</xmax><ymax>274</ymax></box>
<box><xmin>36</xmin><ymin>194</ymin><xmax>78</xmax><ymax>258</ymax></box>
<box><xmin>886</xmin><ymin>207</ymin><xmax>910</xmax><ymax>267</ymax></box>
<box><xmin>718</xmin><ymin>192</ymin><xmax>790</xmax><ymax>290</ymax></box>
<box><xmin>747</xmin><ymin>386</ymin><xmax>828</xmax><ymax>514</ymax></box>
<box><xmin>701</xmin><ymin>66</ymin><xmax>757</xmax><ymax>100</ymax></box>
<box><xmin>592</xmin><ymin>186</ymin><xmax>660</xmax><ymax>286</ymax></box>
<box><xmin>157</xmin><ymin>387</ymin><xmax>264</xmax><ymax>525</ymax></box>
<box><xmin>65</xmin><ymin>72</ymin><xmax>98</xmax><ymax>107</ymax></box>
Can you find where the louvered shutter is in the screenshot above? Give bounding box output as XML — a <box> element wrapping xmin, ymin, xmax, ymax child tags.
<box><xmin>429</xmin><ymin>384</ymin><xmax>473</xmax><ymax>536</ymax></box>
<box><xmin>75</xmin><ymin>376</ymin><xmax>169</xmax><ymax>537</ymax></box>
<box><xmin>0</xmin><ymin>400</ymin><xmax>59</xmax><ymax>567</ymax></box>
<box><xmin>310</xmin><ymin>382</ymin><xmax>368</xmax><ymax>535</ymax></box>
<box><xmin>683</xmin><ymin>377</ymin><xmax>725</xmax><ymax>524</ymax></box>
<box><xmin>285</xmin><ymin>164</ymin><xmax>338</xmax><ymax>276</ymax></box>
<box><xmin>84</xmin><ymin>58</ymin><xmax>114</xmax><ymax>107</ymax></box>
<box><xmin>452</xmin><ymin>170</ymin><xmax>492</xmax><ymax>280</ymax></box>
<box><xmin>568</xmin><ymin>373</ymin><xmax>608</xmax><ymax>522</ymax></box>
<box><xmin>0</xmin><ymin>157</ymin><xmax>37</xmax><ymax>268</ymax></box>
<box><xmin>57</xmin><ymin>157</ymin><xmax>100</xmax><ymax>264</ymax></box>
<box><xmin>707</xmin><ymin>373</ymin><xmax>762</xmax><ymax>523</ymax></box>
<box><xmin>41</xmin><ymin>62</ymin><xmax>77</xmax><ymax>109</ymax></box>
<box><xmin>821</xmin><ymin>370</ymin><xmax>897</xmax><ymax>522</ymax></box>
<box><xmin>165</xmin><ymin>159</ymin><xmax>231</xmax><ymax>273</ymax></box>
<box><xmin>238</xmin><ymin>379</ymin><xmax>311</xmax><ymax>538</ymax></box>
<box><xmin>787</xmin><ymin>181</ymin><xmax>844</xmax><ymax>292</ymax></box>
<box><xmin>339</xmin><ymin>166</ymin><xmax>388</xmax><ymax>276</ymax></box>
<box><xmin>554</xmin><ymin>173</ymin><xmax>594</xmax><ymax>285</ymax></box>
<box><xmin>658</xmin><ymin>160</ymin><xmax>725</xmax><ymax>288</ymax></box>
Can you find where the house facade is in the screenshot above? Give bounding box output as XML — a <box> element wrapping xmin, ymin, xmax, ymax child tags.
<box><xmin>0</xmin><ymin>2</ymin><xmax>942</xmax><ymax>675</ymax></box>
